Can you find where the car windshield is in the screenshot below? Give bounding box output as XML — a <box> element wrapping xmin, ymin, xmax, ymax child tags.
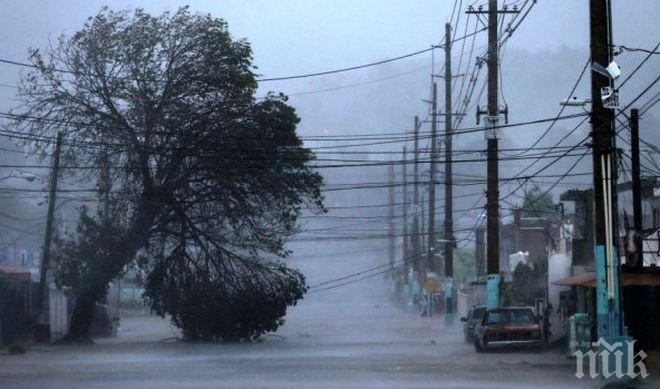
<box><xmin>472</xmin><ymin>307</ymin><xmax>486</xmax><ymax>321</ymax></box>
<box><xmin>487</xmin><ymin>309</ymin><xmax>535</xmax><ymax>325</ymax></box>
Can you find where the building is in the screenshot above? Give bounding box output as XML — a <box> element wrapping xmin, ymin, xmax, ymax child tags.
<box><xmin>553</xmin><ymin>182</ymin><xmax>660</xmax><ymax>350</ymax></box>
<box><xmin>0</xmin><ymin>266</ymin><xmax>32</xmax><ymax>345</ymax></box>
<box><xmin>475</xmin><ymin>208</ymin><xmax>559</xmax><ymax>280</ymax></box>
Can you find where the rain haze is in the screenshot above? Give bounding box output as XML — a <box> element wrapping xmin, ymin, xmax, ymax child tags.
<box><xmin>0</xmin><ymin>1</ymin><xmax>659</xmax><ymax>388</ymax></box>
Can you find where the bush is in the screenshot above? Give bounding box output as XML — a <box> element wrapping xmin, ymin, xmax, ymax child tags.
<box><xmin>507</xmin><ymin>262</ymin><xmax>545</xmax><ymax>306</ymax></box>
<box><xmin>144</xmin><ymin>257</ymin><xmax>306</xmax><ymax>341</ymax></box>
<box><xmin>6</xmin><ymin>343</ymin><xmax>27</xmax><ymax>355</ymax></box>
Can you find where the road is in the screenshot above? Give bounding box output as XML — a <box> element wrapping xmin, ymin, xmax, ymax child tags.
<box><xmin>1</xmin><ymin>242</ymin><xmax>658</xmax><ymax>388</ymax></box>
<box><xmin>3</xmin><ymin>299</ymin><xmax>655</xmax><ymax>388</ymax></box>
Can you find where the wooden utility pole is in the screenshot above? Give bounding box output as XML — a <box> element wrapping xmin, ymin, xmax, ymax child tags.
<box><xmin>626</xmin><ymin>108</ymin><xmax>644</xmax><ymax>268</ymax></box>
<box><xmin>36</xmin><ymin>131</ymin><xmax>63</xmax><ymax>340</ymax></box>
<box><xmin>412</xmin><ymin>116</ymin><xmax>423</xmax><ymax>283</ymax></box>
<box><xmin>388</xmin><ymin>165</ymin><xmax>396</xmax><ymax>278</ymax></box>
<box><xmin>630</xmin><ymin>108</ymin><xmax>642</xmax><ymax>268</ymax></box>
<box><xmin>427</xmin><ymin>83</ymin><xmax>438</xmax><ymax>274</ymax></box>
<box><xmin>402</xmin><ymin>146</ymin><xmax>410</xmax><ymax>286</ymax></box>
<box><xmin>485</xmin><ymin>0</ymin><xmax>500</xmax><ymax>286</ymax></box>
<box><xmin>589</xmin><ymin>0</ymin><xmax>623</xmax><ymax>338</ymax></box>
<box><xmin>466</xmin><ymin>0</ymin><xmax>518</xmax><ymax>309</ymax></box>
<box><xmin>444</xmin><ymin>22</ymin><xmax>454</xmax><ymax>325</ymax></box>
<box><xmin>414</xmin><ymin>116</ymin><xmax>420</xmax><ymax>206</ymax></box>
<box><xmin>100</xmin><ymin>152</ymin><xmax>111</xmax><ymax>220</ymax></box>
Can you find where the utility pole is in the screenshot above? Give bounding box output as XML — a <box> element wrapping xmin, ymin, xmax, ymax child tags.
<box><xmin>36</xmin><ymin>131</ymin><xmax>63</xmax><ymax>341</ymax></box>
<box><xmin>100</xmin><ymin>152</ymin><xmax>120</xmax><ymax>317</ymax></box>
<box><xmin>589</xmin><ymin>0</ymin><xmax>624</xmax><ymax>342</ymax></box>
<box><xmin>402</xmin><ymin>146</ymin><xmax>410</xmax><ymax>287</ymax></box>
<box><xmin>388</xmin><ymin>165</ymin><xmax>396</xmax><ymax>279</ymax></box>
<box><xmin>485</xmin><ymin>0</ymin><xmax>501</xmax><ymax>309</ymax></box>
<box><xmin>427</xmin><ymin>83</ymin><xmax>438</xmax><ymax>275</ymax></box>
<box><xmin>444</xmin><ymin>22</ymin><xmax>454</xmax><ymax>326</ymax></box>
<box><xmin>414</xmin><ymin>116</ymin><xmax>420</xmax><ymax>206</ymax></box>
<box><xmin>466</xmin><ymin>1</ymin><xmax>518</xmax><ymax>309</ymax></box>
<box><xmin>630</xmin><ymin>108</ymin><xmax>642</xmax><ymax>268</ymax></box>
<box><xmin>100</xmin><ymin>152</ymin><xmax>111</xmax><ymax>221</ymax></box>
<box><xmin>485</xmin><ymin>0</ymin><xmax>499</xmax><ymax>309</ymax></box>
<box><xmin>413</xmin><ymin>116</ymin><xmax>422</xmax><ymax>284</ymax></box>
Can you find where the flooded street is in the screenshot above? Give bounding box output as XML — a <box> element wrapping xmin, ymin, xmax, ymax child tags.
<box><xmin>3</xmin><ymin>244</ymin><xmax>659</xmax><ymax>388</ymax></box>
<box><xmin>1</xmin><ymin>298</ymin><xmax>626</xmax><ymax>388</ymax></box>
<box><xmin>2</xmin><ymin>244</ymin><xmax>659</xmax><ymax>388</ymax></box>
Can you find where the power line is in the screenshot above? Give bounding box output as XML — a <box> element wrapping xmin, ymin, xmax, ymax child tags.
<box><xmin>0</xmin><ymin>30</ymin><xmax>487</xmax><ymax>86</ymax></box>
<box><xmin>639</xmin><ymin>91</ymin><xmax>660</xmax><ymax>115</ymax></box>
<box><xmin>617</xmin><ymin>40</ymin><xmax>660</xmax><ymax>89</ymax></box>
<box><xmin>616</xmin><ymin>44</ymin><xmax>660</xmax><ymax>55</ymax></box>
<box><xmin>285</xmin><ymin>65</ymin><xmax>431</xmax><ymax>97</ymax></box>
<box><xmin>257</xmin><ymin>47</ymin><xmax>437</xmax><ymax>82</ymax></box>
<box><xmin>620</xmin><ymin>75</ymin><xmax>660</xmax><ymax>113</ymax></box>
<box><xmin>307</xmin><ymin>259</ymin><xmax>407</xmax><ymax>289</ymax></box>
<box><xmin>2</xmin><ymin>107</ymin><xmax>588</xmax><ymax>143</ymax></box>
<box><xmin>501</xmin><ymin>57</ymin><xmax>590</xmax><ymax>157</ymax></box>
<box><xmin>0</xmin><ymin>147</ymin><xmax>589</xmax><ymax>174</ymax></box>
<box><xmin>307</xmin><ymin>263</ymin><xmax>404</xmax><ymax>293</ymax></box>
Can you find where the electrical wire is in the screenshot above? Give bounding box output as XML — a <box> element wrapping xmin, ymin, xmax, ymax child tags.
<box><xmin>501</xmin><ymin>57</ymin><xmax>590</xmax><ymax>157</ymax></box>
<box><xmin>618</xmin><ymin>40</ymin><xmax>660</xmax><ymax>89</ymax></box>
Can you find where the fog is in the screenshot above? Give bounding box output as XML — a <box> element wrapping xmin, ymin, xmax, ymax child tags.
<box><xmin>0</xmin><ymin>2</ymin><xmax>659</xmax><ymax>387</ymax></box>
<box><xmin>0</xmin><ymin>3</ymin><xmax>658</xmax><ymax>280</ymax></box>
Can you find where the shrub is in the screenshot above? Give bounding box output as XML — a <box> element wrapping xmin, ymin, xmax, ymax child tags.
<box><xmin>144</xmin><ymin>256</ymin><xmax>306</xmax><ymax>341</ymax></box>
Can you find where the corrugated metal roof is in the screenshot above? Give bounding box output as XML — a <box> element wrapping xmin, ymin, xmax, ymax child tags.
<box><xmin>0</xmin><ymin>266</ymin><xmax>30</xmax><ymax>275</ymax></box>
<box><xmin>552</xmin><ymin>271</ymin><xmax>660</xmax><ymax>287</ymax></box>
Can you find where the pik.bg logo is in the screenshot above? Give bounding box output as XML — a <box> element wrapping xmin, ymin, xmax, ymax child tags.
<box><xmin>573</xmin><ymin>338</ymin><xmax>649</xmax><ymax>379</ymax></box>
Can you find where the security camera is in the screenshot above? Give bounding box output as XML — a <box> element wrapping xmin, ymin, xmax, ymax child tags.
<box><xmin>606</xmin><ymin>61</ymin><xmax>621</xmax><ymax>79</ymax></box>
<box><xmin>592</xmin><ymin>61</ymin><xmax>621</xmax><ymax>80</ymax></box>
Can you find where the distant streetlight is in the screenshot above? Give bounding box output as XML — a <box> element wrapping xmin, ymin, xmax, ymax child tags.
<box><xmin>0</xmin><ymin>170</ymin><xmax>39</xmax><ymax>183</ymax></box>
<box><xmin>560</xmin><ymin>97</ymin><xmax>591</xmax><ymax>107</ymax></box>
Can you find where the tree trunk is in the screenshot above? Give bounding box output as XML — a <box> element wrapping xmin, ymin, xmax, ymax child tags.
<box><xmin>64</xmin><ymin>199</ymin><xmax>158</xmax><ymax>342</ymax></box>
<box><xmin>65</xmin><ymin>288</ymin><xmax>100</xmax><ymax>342</ymax></box>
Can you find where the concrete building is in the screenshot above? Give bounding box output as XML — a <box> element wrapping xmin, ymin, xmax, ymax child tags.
<box><xmin>554</xmin><ymin>182</ymin><xmax>660</xmax><ymax>350</ymax></box>
<box><xmin>475</xmin><ymin>208</ymin><xmax>559</xmax><ymax>280</ymax></box>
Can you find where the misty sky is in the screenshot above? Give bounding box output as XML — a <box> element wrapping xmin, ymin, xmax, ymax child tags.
<box><xmin>0</xmin><ymin>1</ymin><xmax>658</xmax><ymax>257</ymax></box>
<box><xmin>1</xmin><ymin>1</ymin><xmax>658</xmax><ymax>107</ymax></box>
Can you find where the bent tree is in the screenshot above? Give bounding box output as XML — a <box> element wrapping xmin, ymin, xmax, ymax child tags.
<box><xmin>14</xmin><ymin>7</ymin><xmax>324</xmax><ymax>341</ymax></box>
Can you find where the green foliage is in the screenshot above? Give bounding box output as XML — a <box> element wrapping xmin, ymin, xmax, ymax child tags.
<box><xmin>499</xmin><ymin>275</ymin><xmax>511</xmax><ymax>306</ymax></box>
<box><xmin>55</xmin><ymin>207</ymin><xmax>128</xmax><ymax>300</ymax></box>
<box><xmin>521</xmin><ymin>185</ymin><xmax>557</xmax><ymax>219</ymax></box>
<box><xmin>507</xmin><ymin>262</ymin><xmax>545</xmax><ymax>306</ymax></box>
<box><xmin>144</xmin><ymin>253</ymin><xmax>307</xmax><ymax>341</ymax></box>
<box><xmin>16</xmin><ymin>7</ymin><xmax>323</xmax><ymax>340</ymax></box>
<box><xmin>6</xmin><ymin>343</ymin><xmax>27</xmax><ymax>354</ymax></box>
<box><xmin>453</xmin><ymin>248</ymin><xmax>476</xmax><ymax>280</ymax></box>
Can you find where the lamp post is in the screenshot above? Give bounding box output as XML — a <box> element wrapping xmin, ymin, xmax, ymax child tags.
<box><xmin>0</xmin><ymin>171</ymin><xmax>38</xmax><ymax>183</ymax></box>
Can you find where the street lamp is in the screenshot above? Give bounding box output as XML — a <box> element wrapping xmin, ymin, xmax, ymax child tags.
<box><xmin>0</xmin><ymin>170</ymin><xmax>39</xmax><ymax>183</ymax></box>
<box><xmin>560</xmin><ymin>97</ymin><xmax>591</xmax><ymax>107</ymax></box>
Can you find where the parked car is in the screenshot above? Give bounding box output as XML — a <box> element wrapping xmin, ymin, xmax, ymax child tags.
<box><xmin>473</xmin><ymin>307</ymin><xmax>542</xmax><ymax>352</ymax></box>
<box><xmin>460</xmin><ymin>305</ymin><xmax>486</xmax><ymax>343</ymax></box>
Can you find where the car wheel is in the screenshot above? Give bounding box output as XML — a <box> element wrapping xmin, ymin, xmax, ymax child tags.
<box><xmin>474</xmin><ymin>338</ymin><xmax>483</xmax><ymax>353</ymax></box>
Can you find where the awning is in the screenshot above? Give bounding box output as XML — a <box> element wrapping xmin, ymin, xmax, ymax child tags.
<box><xmin>552</xmin><ymin>272</ymin><xmax>660</xmax><ymax>287</ymax></box>
<box><xmin>624</xmin><ymin>273</ymin><xmax>660</xmax><ymax>286</ymax></box>
<box><xmin>553</xmin><ymin>272</ymin><xmax>596</xmax><ymax>287</ymax></box>
<box><xmin>0</xmin><ymin>266</ymin><xmax>31</xmax><ymax>282</ymax></box>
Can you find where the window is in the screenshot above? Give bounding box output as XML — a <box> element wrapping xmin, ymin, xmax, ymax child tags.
<box><xmin>486</xmin><ymin>309</ymin><xmax>535</xmax><ymax>325</ymax></box>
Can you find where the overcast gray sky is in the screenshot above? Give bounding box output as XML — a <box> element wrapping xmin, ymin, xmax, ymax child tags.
<box><xmin>1</xmin><ymin>1</ymin><xmax>657</xmax><ymax>96</ymax></box>
<box><xmin>0</xmin><ymin>1</ymin><xmax>657</xmax><ymax>246</ymax></box>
